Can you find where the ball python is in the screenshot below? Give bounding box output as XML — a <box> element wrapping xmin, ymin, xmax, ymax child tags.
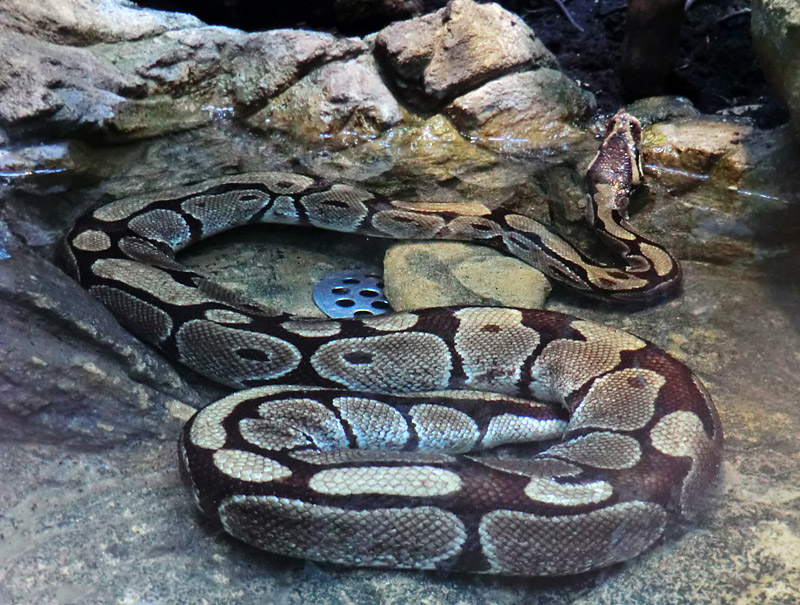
<box><xmin>60</xmin><ymin>111</ymin><xmax>722</xmax><ymax>576</ymax></box>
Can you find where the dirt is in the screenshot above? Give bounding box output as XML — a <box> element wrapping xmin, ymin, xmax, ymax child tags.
<box><xmin>135</xmin><ymin>0</ymin><xmax>788</xmax><ymax>128</ymax></box>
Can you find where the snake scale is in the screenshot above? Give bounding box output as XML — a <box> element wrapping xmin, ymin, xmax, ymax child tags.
<box><xmin>61</xmin><ymin>112</ymin><xmax>722</xmax><ymax>576</ymax></box>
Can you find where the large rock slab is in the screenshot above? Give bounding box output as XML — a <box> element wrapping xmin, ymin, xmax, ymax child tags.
<box><xmin>641</xmin><ymin>117</ymin><xmax>800</xmax><ymax>265</ymax></box>
<box><xmin>0</xmin><ymin>212</ymin><xmax>203</xmax><ymax>445</ymax></box>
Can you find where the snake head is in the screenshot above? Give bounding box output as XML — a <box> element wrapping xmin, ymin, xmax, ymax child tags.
<box><xmin>586</xmin><ymin>111</ymin><xmax>644</xmax><ymax>215</ymax></box>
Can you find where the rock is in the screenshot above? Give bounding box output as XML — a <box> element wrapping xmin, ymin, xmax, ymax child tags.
<box><xmin>375</xmin><ymin>11</ymin><xmax>441</xmax><ymax>87</ymax></box>
<box><xmin>182</xmin><ymin>218</ymin><xmax>391</xmax><ymax>319</ymax></box>
<box><xmin>0</xmin><ymin>31</ymin><xmax>137</xmax><ymax>136</ymax></box>
<box><xmin>0</xmin><ymin>0</ymin><xmax>203</xmax><ymax>44</ymax></box>
<box><xmin>246</xmin><ymin>50</ymin><xmax>403</xmax><ymax>144</ymax></box>
<box><xmin>0</xmin><ymin>141</ymin><xmax>76</xmax><ymax>183</ymax></box>
<box><xmin>228</xmin><ymin>30</ymin><xmax>365</xmax><ymax>108</ymax></box>
<box><xmin>0</xmin><ymin>219</ymin><xmax>203</xmax><ymax>444</ymax></box>
<box><xmin>383</xmin><ymin>241</ymin><xmax>551</xmax><ymax>310</ymax></box>
<box><xmin>93</xmin><ymin>27</ymin><xmax>367</xmax><ymax>139</ymax></box>
<box><xmin>625</xmin><ymin>95</ymin><xmax>700</xmax><ymax>126</ymax></box>
<box><xmin>641</xmin><ymin>116</ymin><xmax>800</xmax><ymax>265</ymax></box>
<box><xmin>751</xmin><ymin>0</ymin><xmax>800</xmax><ymax>136</ymax></box>
<box><xmin>351</xmin><ymin>113</ymin><xmax>503</xmax><ymax>185</ymax></box>
<box><xmin>0</xmin><ymin>12</ymin><xmax>371</xmax><ymax>141</ymax></box>
<box><xmin>376</xmin><ymin>0</ymin><xmax>558</xmax><ymax>103</ymax></box>
<box><xmin>644</xmin><ymin>118</ymin><xmax>756</xmax><ymax>187</ymax></box>
<box><xmin>445</xmin><ymin>69</ymin><xmax>596</xmax><ymax>150</ymax></box>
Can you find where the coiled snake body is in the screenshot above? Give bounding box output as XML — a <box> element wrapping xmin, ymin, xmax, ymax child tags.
<box><xmin>61</xmin><ymin>112</ymin><xmax>722</xmax><ymax>576</ymax></box>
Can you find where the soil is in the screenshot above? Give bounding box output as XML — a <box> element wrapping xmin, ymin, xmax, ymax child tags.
<box><xmin>135</xmin><ymin>0</ymin><xmax>787</xmax><ymax>128</ymax></box>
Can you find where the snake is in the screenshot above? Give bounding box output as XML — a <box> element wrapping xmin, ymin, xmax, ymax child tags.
<box><xmin>60</xmin><ymin>111</ymin><xmax>722</xmax><ymax>576</ymax></box>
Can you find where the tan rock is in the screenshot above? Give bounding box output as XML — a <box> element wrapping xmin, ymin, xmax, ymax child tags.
<box><xmin>383</xmin><ymin>241</ymin><xmax>550</xmax><ymax>311</ymax></box>
<box><xmin>643</xmin><ymin>118</ymin><xmax>755</xmax><ymax>190</ymax></box>
<box><xmin>445</xmin><ymin>69</ymin><xmax>595</xmax><ymax>150</ymax></box>
<box><xmin>376</xmin><ymin>0</ymin><xmax>557</xmax><ymax>102</ymax></box>
<box><xmin>640</xmin><ymin>116</ymin><xmax>800</xmax><ymax>265</ymax></box>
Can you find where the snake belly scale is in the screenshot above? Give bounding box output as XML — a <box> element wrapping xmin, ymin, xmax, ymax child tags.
<box><xmin>60</xmin><ymin>112</ymin><xmax>722</xmax><ymax>576</ymax></box>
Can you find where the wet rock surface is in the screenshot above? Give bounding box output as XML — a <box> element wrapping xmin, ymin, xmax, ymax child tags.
<box><xmin>1</xmin><ymin>0</ymin><xmax>799</xmax><ymax>603</ymax></box>
<box><xmin>444</xmin><ymin>68</ymin><xmax>595</xmax><ymax>149</ymax></box>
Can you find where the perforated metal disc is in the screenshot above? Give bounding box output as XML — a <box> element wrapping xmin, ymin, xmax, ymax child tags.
<box><xmin>313</xmin><ymin>269</ymin><xmax>391</xmax><ymax>318</ymax></box>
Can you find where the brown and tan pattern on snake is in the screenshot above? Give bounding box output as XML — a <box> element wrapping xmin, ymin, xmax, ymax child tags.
<box><xmin>60</xmin><ymin>112</ymin><xmax>722</xmax><ymax>576</ymax></box>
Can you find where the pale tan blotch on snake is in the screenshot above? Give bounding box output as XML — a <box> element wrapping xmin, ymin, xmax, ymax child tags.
<box><xmin>60</xmin><ymin>111</ymin><xmax>722</xmax><ymax>576</ymax></box>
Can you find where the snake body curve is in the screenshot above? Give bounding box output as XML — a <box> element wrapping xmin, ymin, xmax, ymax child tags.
<box><xmin>61</xmin><ymin>112</ymin><xmax>722</xmax><ymax>576</ymax></box>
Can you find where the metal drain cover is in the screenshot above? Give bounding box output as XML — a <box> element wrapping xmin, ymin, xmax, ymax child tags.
<box><xmin>313</xmin><ymin>269</ymin><xmax>391</xmax><ymax>318</ymax></box>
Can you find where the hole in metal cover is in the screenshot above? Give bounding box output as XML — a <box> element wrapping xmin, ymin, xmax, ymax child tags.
<box><xmin>313</xmin><ymin>269</ymin><xmax>392</xmax><ymax>318</ymax></box>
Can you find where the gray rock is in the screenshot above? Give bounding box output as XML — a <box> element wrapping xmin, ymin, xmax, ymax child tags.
<box><xmin>0</xmin><ymin>31</ymin><xmax>135</xmax><ymax>135</ymax></box>
<box><xmin>376</xmin><ymin>0</ymin><xmax>558</xmax><ymax>102</ymax></box>
<box><xmin>0</xmin><ymin>141</ymin><xmax>75</xmax><ymax>182</ymax></box>
<box><xmin>375</xmin><ymin>11</ymin><xmax>447</xmax><ymax>88</ymax></box>
<box><xmin>247</xmin><ymin>51</ymin><xmax>403</xmax><ymax>144</ymax></box>
<box><xmin>384</xmin><ymin>241</ymin><xmax>551</xmax><ymax>310</ymax></box>
<box><xmin>181</xmin><ymin>216</ymin><xmax>390</xmax><ymax>319</ymax></box>
<box><xmin>0</xmin><ymin>10</ymin><xmax>371</xmax><ymax>140</ymax></box>
<box><xmin>307</xmin><ymin>113</ymin><xmax>509</xmax><ymax>188</ymax></box>
<box><xmin>228</xmin><ymin>30</ymin><xmax>366</xmax><ymax>108</ymax></box>
<box><xmin>445</xmin><ymin>69</ymin><xmax>596</xmax><ymax>150</ymax></box>
<box><xmin>0</xmin><ymin>0</ymin><xmax>203</xmax><ymax>44</ymax></box>
<box><xmin>626</xmin><ymin>95</ymin><xmax>701</xmax><ymax>125</ymax></box>
<box><xmin>751</xmin><ymin>0</ymin><xmax>800</xmax><ymax>136</ymax></box>
<box><xmin>0</xmin><ymin>218</ymin><xmax>203</xmax><ymax>444</ymax></box>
